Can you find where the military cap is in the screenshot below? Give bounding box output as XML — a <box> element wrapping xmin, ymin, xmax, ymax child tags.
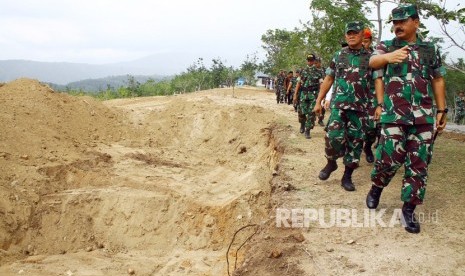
<box><xmin>345</xmin><ymin>21</ymin><xmax>364</xmax><ymax>34</ymax></box>
<box><xmin>306</xmin><ymin>54</ymin><xmax>316</xmax><ymax>61</ymax></box>
<box><xmin>388</xmin><ymin>4</ymin><xmax>418</xmax><ymax>22</ymax></box>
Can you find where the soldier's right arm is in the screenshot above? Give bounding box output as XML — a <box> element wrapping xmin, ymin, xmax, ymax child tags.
<box><xmin>314</xmin><ymin>75</ymin><xmax>335</xmax><ymax>115</ymax></box>
<box><xmin>369</xmin><ymin>45</ymin><xmax>409</xmax><ymax>70</ymax></box>
<box><xmin>293</xmin><ymin>81</ymin><xmax>301</xmax><ymax>105</ymax></box>
<box><xmin>374</xmin><ymin>77</ymin><xmax>385</xmax><ymax>121</ymax></box>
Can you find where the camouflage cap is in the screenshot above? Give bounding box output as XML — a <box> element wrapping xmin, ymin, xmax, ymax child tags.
<box><xmin>306</xmin><ymin>53</ymin><xmax>316</xmax><ymax>61</ymax></box>
<box><xmin>345</xmin><ymin>21</ymin><xmax>364</xmax><ymax>34</ymax></box>
<box><xmin>388</xmin><ymin>4</ymin><xmax>418</xmax><ymax>22</ymax></box>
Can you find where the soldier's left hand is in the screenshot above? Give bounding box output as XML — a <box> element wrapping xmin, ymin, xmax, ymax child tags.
<box><xmin>313</xmin><ymin>103</ymin><xmax>322</xmax><ymax>115</ymax></box>
<box><xmin>436</xmin><ymin>113</ymin><xmax>447</xmax><ymax>132</ymax></box>
<box><xmin>374</xmin><ymin>106</ymin><xmax>382</xmax><ymax>121</ymax></box>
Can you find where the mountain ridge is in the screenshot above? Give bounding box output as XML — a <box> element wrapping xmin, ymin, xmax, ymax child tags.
<box><xmin>0</xmin><ymin>53</ymin><xmax>198</xmax><ymax>85</ymax></box>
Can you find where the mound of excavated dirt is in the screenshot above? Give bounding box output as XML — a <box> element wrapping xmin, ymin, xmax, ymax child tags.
<box><xmin>0</xmin><ymin>79</ymin><xmax>125</xmax><ymax>260</ymax></box>
<box><xmin>0</xmin><ymin>81</ymin><xmax>281</xmax><ymax>275</ymax></box>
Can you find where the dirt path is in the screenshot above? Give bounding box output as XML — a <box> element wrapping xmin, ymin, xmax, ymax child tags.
<box><xmin>1</xmin><ymin>81</ymin><xmax>464</xmax><ymax>275</ymax></box>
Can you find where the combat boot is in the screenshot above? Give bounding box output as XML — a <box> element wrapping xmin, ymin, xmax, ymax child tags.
<box><xmin>299</xmin><ymin>122</ymin><xmax>305</xmax><ymax>134</ymax></box>
<box><xmin>366</xmin><ymin>185</ymin><xmax>383</xmax><ymax>209</ymax></box>
<box><xmin>401</xmin><ymin>202</ymin><xmax>420</xmax><ymax>233</ymax></box>
<box><xmin>304</xmin><ymin>129</ymin><xmax>311</xmax><ymax>139</ymax></box>
<box><xmin>364</xmin><ymin>142</ymin><xmax>374</xmax><ymax>163</ymax></box>
<box><xmin>318</xmin><ymin>159</ymin><xmax>338</xmax><ymax>180</ymax></box>
<box><xmin>341</xmin><ymin>166</ymin><xmax>355</xmax><ymax>191</ymax></box>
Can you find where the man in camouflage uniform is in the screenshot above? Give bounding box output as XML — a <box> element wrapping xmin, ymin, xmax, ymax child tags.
<box><xmin>275</xmin><ymin>70</ymin><xmax>286</xmax><ymax>104</ymax></box>
<box><xmin>313</xmin><ymin>21</ymin><xmax>372</xmax><ymax>191</ymax></box>
<box><xmin>293</xmin><ymin>54</ymin><xmax>324</xmax><ymax>139</ymax></box>
<box><xmin>366</xmin><ymin>4</ymin><xmax>447</xmax><ymax>234</ymax></box>
<box><xmin>285</xmin><ymin>71</ymin><xmax>293</xmax><ymax>104</ymax></box>
<box><xmin>287</xmin><ymin>70</ymin><xmax>300</xmax><ymax>113</ymax></box>
<box><xmin>361</xmin><ymin>28</ymin><xmax>379</xmax><ymax>163</ymax></box>
<box><xmin>292</xmin><ymin>70</ymin><xmax>307</xmax><ymax>133</ymax></box>
<box><xmin>455</xmin><ymin>92</ymin><xmax>465</xmax><ymax>124</ymax></box>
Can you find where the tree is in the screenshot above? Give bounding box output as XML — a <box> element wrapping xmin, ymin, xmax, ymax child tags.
<box><xmin>126</xmin><ymin>75</ymin><xmax>141</xmax><ymax>97</ymax></box>
<box><xmin>260</xmin><ymin>29</ymin><xmax>308</xmax><ymax>75</ymax></box>
<box><xmin>187</xmin><ymin>58</ymin><xmax>210</xmax><ymax>91</ymax></box>
<box><xmin>304</xmin><ymin>0</ymin><xmax>372</xmax><ymax>63</ymax></box>
<box><xmin>210</xmin><ymin>58</ymin><xmax>228</xmax><ymax>88</ymax></box>
<box><xmin>240</xmin><ymin>53</ymin><xmax>259</xmax><ymax>85</ymax></box>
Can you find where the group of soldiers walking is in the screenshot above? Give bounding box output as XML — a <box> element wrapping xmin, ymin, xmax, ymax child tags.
<box><xmin>274</xmin><ymin>4</ymin><xmax>448</xmax><ymax>234</ymax></box>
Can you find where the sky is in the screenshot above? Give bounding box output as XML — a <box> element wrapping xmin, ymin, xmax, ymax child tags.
<box><xmin>0</xmin><ymin>0</ymin><xmax>463</xmax><ymax>70</ymax></box>
<box><xmin>0</xmin><ymin>0</ymin><xmax>312</xmax><ymax>67</ymax></box>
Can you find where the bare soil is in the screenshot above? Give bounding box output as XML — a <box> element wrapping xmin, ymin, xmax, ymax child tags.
<box><xmin>0</xmin><ymin>79</ymin><xmax>464</xmax><ymax>275</ymax></box>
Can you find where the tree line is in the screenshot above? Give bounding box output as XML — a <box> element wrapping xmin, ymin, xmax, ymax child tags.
<box><xmin>63</xmin><ymin>56</ymin><xmax>259</xmax><ymax>100</ymax></box>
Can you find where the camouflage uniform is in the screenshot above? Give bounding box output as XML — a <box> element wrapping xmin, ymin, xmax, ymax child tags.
<box><xmin>455</xmin><ymin>95</ymin><xmax>465</xmax><ymax>124</ymax></box>
<box><xmin>363</xmin><ymin>46</ymin><xmax>381</xmax><ymax>161</ymax></box>
<box><xmin>370</xmin><ymin>37</ymin><xmax>446</xmax><ymax>205</ymax></box>
<box><xmin>300</xmin><ymin>64</ymin><xmax>324</xmax><ymax>133</ymax></box>
<box><xmin>276</xmin><ymin>73</ymin><xmax>286</xmax><ymax>104</ymax></box>
<box><xmin>290</xmin><ymin>74</ymin><xmax>300</xmax><ymax>112</ymax></box>
<box><xmin>325</xmin><ymin>46</ymin><xmax>371</xmax><ymax>169</ymax></box>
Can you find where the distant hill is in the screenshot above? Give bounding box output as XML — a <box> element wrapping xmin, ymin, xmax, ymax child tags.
<box><xmin>48</xmin><ymin>75</ymin><xmax>169</xmax><ymax>93</ymax></box>
<box><xmin>0</xmin><ymin>53</ymin><xmax>197</xmax><ymax>85</ymax></box>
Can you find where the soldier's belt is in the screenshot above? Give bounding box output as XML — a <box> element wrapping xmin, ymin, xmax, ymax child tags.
<box><xmin>301</xmin><ymin>85</ymin><xmax>319</xmax><ymax>92</ymax></box>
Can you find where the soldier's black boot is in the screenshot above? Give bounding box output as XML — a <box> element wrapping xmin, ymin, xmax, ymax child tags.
<box><xmin>299</xmin><ymin>122</ymin><xmax>305</xmax><ymax>133</ymax></box>
<box><xmin>364</xmin><ymin>142</ymin><xmax>375</xmax><ymax>163</ymax></box>
<box><xmin>318</xmin><ymin>159</ymin><xmax>338</xmax><ymax>180</ymax></box>
<box><xmin>366</xmin><ymin>185</ymin><xmax>383</xmax><ymax>209</ymax></box>
<box><xmin>341</xmin><ymin>166</ymin><xmax>355</xmax><ymax>191</ymax></box>
<box><xmin>304</xmin><ymin>129</ymin><xmax>311</xmax><ymax>139</ymax></box>
<box><xmin>402</xmin><ymin>202</ymin><xmax>420</xmax><ymax>233</ymax></box>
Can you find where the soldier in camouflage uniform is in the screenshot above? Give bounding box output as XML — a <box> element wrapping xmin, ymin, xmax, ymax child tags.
<box><xmin>287</xmin><ymin>70</ymin><xmax>300</xmax><ymax>113</ymax></box>
<box><xmin>293</xmin><ymin>54</ymin><xmax>324</xmax><ymax>139</ymax></box>
<box><xmin>292</xmin><ymin>70</ymin><xmax>307</xmax><ymax>133</ymax></box>
<box><xmin>366</xmin><ymin>4</ymin><xmax>447</xmax><ymax>234</ymax></box>
<box><xmin>313</xmin><ymin>21</ymin><xmax>373</xmax><ymax>191</ymax></box>
<box><xmin>275</xmin><ymin>70</ymin><xmax>286</xmax><ymax>104</ymax></box>
<box><xmin>361</xmin><ymin>28</ymin><xmax>379</xmax><ymax>163</ymax></box>
<box><xmin>285</xmin><ymin>71</ymin><xmax>293</xmax><ymax>104</ymax></box>
<box><xmin>455</xmin><ymin>92</ymin><xmax>465</xmax><ymax>124</ymax></box>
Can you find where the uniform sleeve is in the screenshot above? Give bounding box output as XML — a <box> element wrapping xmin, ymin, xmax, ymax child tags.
<box><xmin>325</xmin><ymin>52</ymin><xmax>339</xmax><ymax>77</ymax></box>
<box><xmin>433</xmin><ymin>44</ymin><xmax>446</xmax><ymax>78</ymax></box>
<box><xmin>374</xmin><ymin>41</ymin><xmax>388</xmax><ymax>55</ymax></box>
<box><xmin>370</xmin><ymin>41</ymin><xmax>387</xmax><ymax>78</ymax></box>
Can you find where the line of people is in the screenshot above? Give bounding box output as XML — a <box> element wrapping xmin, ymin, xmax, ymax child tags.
<box><xmin>287</xmin><ymin>4</ymin><xmax>448</xmax><ymax>234</ymax></box>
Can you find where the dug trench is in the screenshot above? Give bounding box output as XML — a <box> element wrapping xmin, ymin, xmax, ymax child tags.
<box><xmin>0</xmin><ymin>79</ymin><xmax>288</xmax><ymax>275</ymax></box>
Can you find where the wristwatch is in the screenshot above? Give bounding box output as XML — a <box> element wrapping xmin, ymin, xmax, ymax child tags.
<box><xmin>436</xmin><ymin>108</ymin><xmax>449</xmax><ymax>114</ymax></box>
<box><xmin>376</xmin><ymin>103</ymin><xmax>383</xmax><ymax>108</ymax></box>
